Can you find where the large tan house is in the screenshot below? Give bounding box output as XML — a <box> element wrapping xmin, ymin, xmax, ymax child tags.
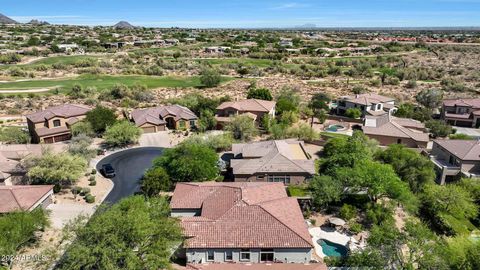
<box><xmin>26</xmin><ymin>104</ymin><xmax>91</xmax><ymax>143</ymax></box>
<box><xmin>441</xmin><ymin>98</ymin><xmax>480</xmax><ymax>128</ymax></box>
<box><xmin>0</xmin><ymin>185</ymin><xmax>54</xmax><ymax>213</ymax></box>
<box><xmin>229</xmin><ymin>140</ymin><xmax>315</xmax><ymax>185</ymax></box>
<box><xmin>215</xmin><ymin>99</ymin><xmax>276</xmax><ymax>128</ymax></box>
<box><xmin>429</xmin><ymin>140</ymin><xmax>480</xmax><ymax>184</ymax></box>
<box><xmin>130</xmin><ymin>105</ymin><xmax>198</xmax><ymax>133</ymax></box>
<box><xmin>362</xmin><ymin>115</ymin><xmax>430</xmax><ymax>148</ymax></box>
<box><xmin>336</xmin><ymin>93</ymin><xmax>396</xmax><ymax>117</ymax></box>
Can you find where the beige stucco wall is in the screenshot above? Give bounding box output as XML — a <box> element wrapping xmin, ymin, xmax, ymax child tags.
<box><xmin>234</xmin><ymin>174</ymin><xmax>309</xmax><ymax>185</ymax></box>
<box><xmin>366</xmin><ymin>134</ymin><xmax>427</xmax><ymax>148</ymax></box>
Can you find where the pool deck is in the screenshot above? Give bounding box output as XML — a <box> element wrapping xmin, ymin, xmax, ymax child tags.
<box><xmin>309</xmin><ymin>227</ymin><xmax>357</xmax><ymax>258</ymax></box>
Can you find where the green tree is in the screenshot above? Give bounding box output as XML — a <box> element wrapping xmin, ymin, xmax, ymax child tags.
<box><xmin>309</xmin><ymin>175</ymin><xmax>343</xmax><ymax>208</ymax></box>
<box><xmin>141</xmin><ymin>167</ymin><xmax>171</xmax><ymax>195</ymax></box>
<box><xmin>225</xmin><ymin>115</ymin><xmax>258</xmax><ymax>141</ymax></box>
<box><xmin>426</xmin><ymin>120</ymin><xmax>452</xmax><ymax>138</ymax></box>
<box><xmin>421</xmin><ymin>184</ymin><xmax>478</xmax><ymax>235</ymax></box>
<box><xmin>71</xmin><ymin>121</ymin><xmax>95</xmax><ymax>137</ymax></box>
<box><xmin>275</xmin><ymin>87</ymin><xmax>301</xmax><ymax>115</ymax></box>
<box><xmin>86</xmin><ymin>106</ymin><xmax>117</xmax><ymax>134</ymax></box>
<box><xmin>154</xmin><ymin>142</ymin><xmax>219</xmax><ymax>182</ymax></box>
<box><xmin>68</xmin><ymin>135</ymin><xmax>97</xmax><ymax>161</ymax></box>
<box><xmin>104</xmin><ymin>121</ymin><xmax>142</xmax><ymax>147</ymax></box>
<box><xmin>416</xmin><ymin>89</ymin><xmax>444</xmax><ymax>109</ymax></box>
<box><xmin>197</xmin><ymin>109</ymin><xmax>217</xmax><ymax>132</ymax></box>
<box><xmin>0</xmin><ymin>209</ymin><xmax>48</xmax><ymax>267</ymax></box>
<box><xmin>200</xmin><ymin>68</ymin><xmax>221</xmax><ymax>88</ymax></box>
<box><xmin>376</xmin><ymin>144</ymin><xmax>435</xmax><ymax>193</ymax></box>
<box><xmin>308</xmin><ymin>92</ymin><xmax>330</xmax><ymax>127</ymax></box>
<box><xmin>345</xmin><ymin>108</ymin><xmax>362</xmax><ymax>119</ymax></box>
<box><xmin>0</xmin><ymin>127</ymin><xmax>30</xmax><ymax>144</ymax></box>
<box><xmin>57</xmin><ymin>196</ymin><xmax>182</xmax><ymax>270</ymax></box>
<box><xmin>247</xmin><ymin>88</ymin><xmax>273</xmax><ymax>101</ymax></box>
<box><xmin>27</xmin><ymin>152</ymin><xmax>87</xmax><ymax>187</ymax></box>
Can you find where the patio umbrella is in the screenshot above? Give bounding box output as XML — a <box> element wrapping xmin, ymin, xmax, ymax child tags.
<box><xmin>329</xmin><ymin>217</ymin><xmax>346</xmax><ymax>226</ymax></box>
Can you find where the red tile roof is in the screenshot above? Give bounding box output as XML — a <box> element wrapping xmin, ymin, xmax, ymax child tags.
<box><xmin>186</xmin><ymin>263</ymin><xmax>327</xmax><ymax>270</ymax></box>
<box><xmin>25</xmin><ymin>104</ymin><xmax>91</xmax><ymax>123</ymax></box>
<box><xmin>443</xmin><ymin>98</ymin><xmax>480</xmax><ymax>109</ymax></box>
<box><xmin>171</xmin><ymin>182</ymin><xmax>312</xmax><ymax>249</ymax></box>
<box><xmin>217</xmin><ymin>99</ymin><xmax>276</xmax><ymax>113</ymax></box>
<box><xmin>131</xmin><ymin>105</ymin><xmax>197</xmax><ymax>126</ymax></box>
<box><xmin>434</xmin><ymin>140</ymin><xmax>480</xmax><ymax>161</ymax></box>
<box><xmin>0</xmin><ymin>185</ymin><xmax>54</xmax><ymax>213</ymax></box>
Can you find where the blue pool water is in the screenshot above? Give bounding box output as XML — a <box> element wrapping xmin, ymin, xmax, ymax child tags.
<box><xmin>326</xmin><ymin>124</ymin><xmax>345</xmax><ymax>132</ymax></box>
<box><xmin>318</xmin><ymin>239</ymin><xmax>348</xmax><ymax>257</ymax></box>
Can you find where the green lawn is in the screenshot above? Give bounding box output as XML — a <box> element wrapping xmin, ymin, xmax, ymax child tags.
<box><xmin>287</xmin><ymin>186</ymin><xmax>311</xmax><ymax>197</ymax></box>
<box><xmin>194</xmin><ymin>58</ymin><xmax>277</xmax><ymax>68</ymax></box>
<box><xmin>0</xmin><ymin>74</ymin><xmax>234</xmax><ymax>94</ymax></box>
<box><xmin>0</xmin><ymin>55</ymin><xmax>106</xmax><ymax>70</ymax></box>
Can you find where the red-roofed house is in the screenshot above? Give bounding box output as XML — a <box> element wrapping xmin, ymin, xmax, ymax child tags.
<box><xmin>25</xmin><ymin>104</ymin><xmax>91</xmax><ymax>143</ymax></box>
<box><xmin>130</xmin><ymin>105</ymin><xmax>198</xmax><ymax>133</ymax></box>
<box><xmin>0</xmin><ymin>185</ymin><xmax>54</xmax><ymax>213</ymax></box>
<box><xmin>441</xmin><ymin>98</ymin><xmax>480</xmax><ymax>128</ymax></box>
<box><xmin>429</xmin><ymin>139</ymin><xmax>480</xmax><ymax>184</ymax></box>
<box><xmin>171</xmin><ymin>182</ymin><xmax>313</xmax><ymax>265</ymax></box>
<box><xmin>215</xmin><ymin>99</ymin><xmax>276</xmax><ymax>128</ymax></box>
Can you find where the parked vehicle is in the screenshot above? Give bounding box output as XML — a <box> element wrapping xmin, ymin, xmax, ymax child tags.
<box><xmin>101</xmin><ymin>164</ymin><xmax>116</xmax><ymax>178</ymax></box>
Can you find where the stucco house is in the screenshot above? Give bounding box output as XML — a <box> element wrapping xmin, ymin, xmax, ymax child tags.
<box><xmin>130</xmin><ymin>105</ymin><xmax>198</xmax><ymax>133</ymax></box>
<box><xmin>336</xmin><ymin>93</ymin><xmax>396</xmax><ymax>117</ymax></box>
<box><xmin>362</xmin><ymin>115</ymin><xmax>430</xmax><ymax>148</ymax></box>
<box><xmin>441</xmin><ymin>98</ymin><xmax>480</xmax><ymax>128</ymax></box>
<box><xmin>229</xmin><ymin>140</ymin><xmax>315</xmax><ymax>185</ymax></box>
<box><xmin>429</xmin><ymin>140</ymin><xmax>480</xmax><ymax>184</ymax></box>
<box><xmin>25</xmin><ymin>104</ymin><xmax>91</xmax><ymax>143</ymax></box>
<box><xmin>215</xmin><ymin>99</ymin><xmax>276</xmax><ymax>128</ymax></box>
<box><xmin>0</xmin><ymin>185</ymin><xmax>54</xmax><ymax>213</ymax></box>
<box><xmin>171</xmin><ymin>182</ymin><xmax>314</xmax><ymax>265</ymax></box>
<box><xmin>186</xmin><ymin>263</ymin><xmax>327</xmax><ymax>270</ymax></box>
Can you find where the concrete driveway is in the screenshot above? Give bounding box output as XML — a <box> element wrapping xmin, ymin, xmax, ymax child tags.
<box><xmin>47</xmin><ymin>203</ymin><xmax>95</xmax><ymax>229</ymax></box>
<box><xmin>139</xmin><ymin>131</ymin><xmax>171</xmax><ymax>147</ymax></box>
<box><xmin>454</xmin><ymin>127</ymin><xmax>480</xmax><ymax>138</ymax></box>
<box><xmin>96</xmin><ymin>147</ymin><xmax>164</xmax><ymax>204</ymax></box>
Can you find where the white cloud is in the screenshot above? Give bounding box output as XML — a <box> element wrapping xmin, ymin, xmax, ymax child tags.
<box><xmin>271</xmin><ymin>2</ymin><xmax>309</xmax><ymax>10</ymax></box>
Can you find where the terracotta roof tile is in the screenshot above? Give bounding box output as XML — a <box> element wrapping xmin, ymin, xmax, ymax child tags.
<box><xmin>131</xmin><ymin>105</ymin><xmax>197</xmax><ymax>126</ymax></box>
<box><xmin>171</xmin><ymin>182</ymin><xmax>313</xmax><ymax>249</ymax></box>
<box><xmin>434</xmin><ymin>140</ymin><xmax>480</xmax><ymax>161</ymax></box>
<box><xmin>25</xmin><ymin>104</ymin><xmax>91</xmax><ymax>123</ymax></box>
<box><xmin>217</xmin><ymin>99</ymin><xmax>276</xmax><ymax>113</ymax></box>
<box><xmin>0</xmin><ymin>185</ymin><xmax>54</xmax><ymax>213</ymax></box>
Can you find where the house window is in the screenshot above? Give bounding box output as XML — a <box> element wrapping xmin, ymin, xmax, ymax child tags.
<box><xmin>377</xmin><ymin>104</ymin><xmax>382</xmax><ymax>110</ymax></box>
<box><xmin>206</xmin><ymin>250</ymin><xmax>214</xmax><ymax>261</ymax></box>
<box><xmin>189</xmin><ymin>120</ymin><xmax>196</xmax><ymax>128</ymax></box>
<box><xmin>240</xmin><ymin>249</ymin><xmax>250</xmax><ymax>261</ymax></box>
<box><xmin>225</xmin><ymin>250</ymin><xmax>233</xmax><ymax>261</ymax></box>
<box><xmin>179</xmin><ymin>120</ymin><xmax>186</xmax><ymax>129</ymax></box>
<box><xmin>53</xmin><ymin>120</ymin><xmax>61</xmax><ymax>127</ymax></box>
<box><xmin>260</xmin><ymin>249</ymin><xmax>274</xmax><ymax>262</ymax></box>
<box><xmin>257</xmin><ymin>175</ymin><xmax>264</xmax><ymax>180</ymax></box>
<box><xmin>268</xmin><ymin>175</ymin><xmax>291</xmax><ymax>184</ymax></box>
<box><xmin>397</xmin><ymin>139</ymin><xmax>402</xmax><ymax>144</ymax></box>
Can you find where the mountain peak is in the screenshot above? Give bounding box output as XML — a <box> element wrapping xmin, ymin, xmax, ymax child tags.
<box><xmin>114</xmin><ymin>21</ymin><xmax>135</xmax><ymax>29</ymax></box>
<box><xmin>0</xmin><ymin>13</ymin><xmax>18</xmax><ymax>24</ymax></box>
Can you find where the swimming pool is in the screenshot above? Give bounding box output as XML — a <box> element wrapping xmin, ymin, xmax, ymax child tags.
<box><xmin>326</xmin><ymin>124</ymin><xmax>346</xmax><ymax>132</ymax></box>
<box><xmin>317</xmin><ymin>239</ymin><xmax>349</xmax><ymax>257</ymax></box>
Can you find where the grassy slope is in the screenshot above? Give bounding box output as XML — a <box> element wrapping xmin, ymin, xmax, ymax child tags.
<box><xmin>0</xmin><ymin>74</ymin><xmax>233</xmax><ymax>93</ymax></box>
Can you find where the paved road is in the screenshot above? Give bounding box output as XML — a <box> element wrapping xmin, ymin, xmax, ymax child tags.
<box><xmin>97</xmin><ymin>148</ymin><xmax>164</xmax><ymax>204</ymax></box>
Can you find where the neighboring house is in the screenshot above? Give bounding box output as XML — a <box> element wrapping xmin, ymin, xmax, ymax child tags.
<box><xmin>429</xmin><ymin>140</ymin><xmax>480</xmax><ymax>184</ymax></box>
<box><xmin>171</xmin><ymin>182</ymin><xmax>314</xmax><ymax>265</ymax></box>
<box><xmin>0</xmin><ymin>185</ymin><xmax>54</xmax><ymax>213</ymax></box>
<box><xmin>362</xmin><ymin>115</ymin><xmax>430</xmax><ymax>148</ymax></box>
<box><xmin>130</xmin><ymin>105</ymin><xmax>198</xmax><ymax>133</ymax></box>
<box><xmin>279</xmin><ymin>38</ymin><xmax>293</xmax><ymax>47</ymax></box>
<box><xmin>215</xmin><ymin>99</ymin><xmax>276</xmax><ymax>128</ymax></box>
<box><xmin>186</xmin><ymin>263</ymin><xmax>326</xmax><ymax>270</ymax></box>
<box><xmin>25</xmin><ymin>104</ymin><xmax>91</xmax><ymax>143</ymax></box>
<box><xmin>0</xmin><ymin>144</ymin><xmax>67</xmax><ymax>185</ymax></box>
<box><xmin>336</xmin><ymin>93</ymin><xmax>396</xmax><ymax>117</ymax></box>
<box><xmin>229</xmin><ymin>140</ymin><xmax>315</xmax><ymax>185</ymax></box>
<box><xmin>441</xmin><ymin>98</ymin><xmax>480</xmax><ymax>128</ymax></box>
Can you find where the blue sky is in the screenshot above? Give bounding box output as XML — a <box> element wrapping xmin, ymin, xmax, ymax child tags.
<box><xmin>2</xmin><ymin>0</ymin><xmax>480</xmax><ymax>28</ymax></box>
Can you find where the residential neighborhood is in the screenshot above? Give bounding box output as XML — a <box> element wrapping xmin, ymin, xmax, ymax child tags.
<box><xmin>1</xmin><ymin>2</ymin><xmax>480</xmax><ymax>270</ymax></box>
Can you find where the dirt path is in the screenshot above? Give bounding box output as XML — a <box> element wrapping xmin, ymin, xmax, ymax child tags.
<box><xmin>0</xmin><ymin>87</ymin><xmax>54</xmax><ymax>93</ymax></box>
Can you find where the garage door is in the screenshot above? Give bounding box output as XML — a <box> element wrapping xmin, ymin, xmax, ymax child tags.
<box><xmin>142</xmin><ymin>126</ymin><xmax>156</xmax><ymax>133</ymax></box>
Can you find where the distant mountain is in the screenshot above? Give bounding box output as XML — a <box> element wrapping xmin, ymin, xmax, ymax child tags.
<box><xmin>0</xmin><ymin>13</ymin><xmax>18</xmax><ymax>24</ymax></box>
<box><xmin>29</xmin><ymin>19</ymin><xmax>50</xmax><ymax>25</ymax></box>
<box><xmin>114</xmin><ymin>21</ymin><xmax>135</xmax><ymax>29</ymax></box>
<box><xmin>295</xmin><ymin>23</ymin><xmax>317</xmax><ymax>29</ymax></box>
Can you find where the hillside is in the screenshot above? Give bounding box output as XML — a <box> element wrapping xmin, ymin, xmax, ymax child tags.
<box><xmin>0</xmin><ymin>13</ymin><xmax>17</xmax><ymax>24</ymax></box>
<box><xmin>114</xmin><ymin>21</ymin><xmax>134</xmax><ymax>29</ymax></box>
